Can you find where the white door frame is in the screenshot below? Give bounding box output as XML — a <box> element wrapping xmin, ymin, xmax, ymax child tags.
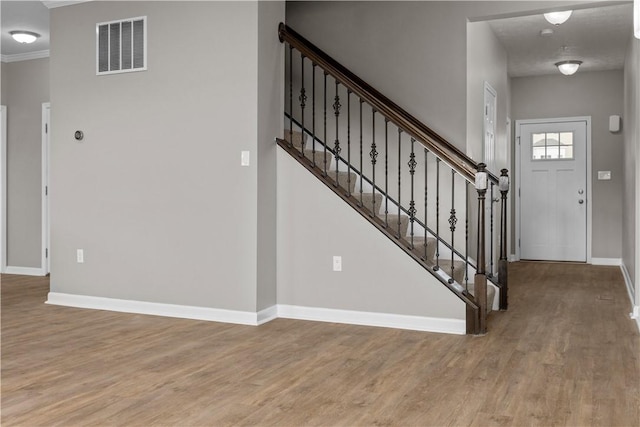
<box><xmin>42</xmin><ymin>103</ymin><xmax>50</xmax><ymax>275</ymax></box>
<box><xmin>515</xmin><ymin>116</ymin><xmax>592</xmax><ymax>263</ymax></box>
<box><xmin>1</xmin><ymin>105</ymin><xmax>6</xmax><ymax>273</ymax></box>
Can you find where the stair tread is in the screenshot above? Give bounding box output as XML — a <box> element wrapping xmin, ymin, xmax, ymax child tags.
<box><xmin>283</xmin><ymin>130</ymin><xmax>306</xmax><ymax>149</ymax></box>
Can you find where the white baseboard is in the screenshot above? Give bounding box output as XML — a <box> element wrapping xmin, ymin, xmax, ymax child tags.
<box><xmin>591</xmin><ymin>258</ymin><xmax>622</xmax><ymax>266</ymax></box>
<box><xmin>4</xmin><ymin>266</ymin><xmax>46</xmax><ymax>276</ymax></box>
<box><xmin>508</xmin><ymin>254</ymin><xmax>518</xmax><ymax>262</ymax></box>
<box><xmin>44</xmin><ymin>293</ymin><xmax>466</xmax><ymax>334</ymax></box>
<box><xmin>46</xmin><ymin>292</ymin><xmax>275</xmax><ymax>326</ymax></box>
<box><xmin>630</xmin><ymin>306</ymin><xmax>640</xmax><ymax>333</ymax></box>
<box><xmin>257</xmin><ymin>305</ymin><xmax>278</xmax><ymax>325</ymax></box>
<box><xmin>277</xmin><ymin>304</ymin><xmax>466</xmax><ymax>335</ymax></box>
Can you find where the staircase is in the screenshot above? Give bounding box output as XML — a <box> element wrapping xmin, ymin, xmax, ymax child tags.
<box><xmin>277</xmin><ymin>24</ymin><xmax>509</xmax><ymax>335</ymax></box>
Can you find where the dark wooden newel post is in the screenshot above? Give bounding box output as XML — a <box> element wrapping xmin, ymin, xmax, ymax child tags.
<box><xmin>474</xmin><ymin>163</ymin><xmax>488</xmax><ymax>335</ymax></box>
<box><xmin>498</xmin><ymin>168</ymin><xmax>510</xmax><ymax>311</ymax></box>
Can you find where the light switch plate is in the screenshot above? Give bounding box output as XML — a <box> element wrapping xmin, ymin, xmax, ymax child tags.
<box><xmin>597</xmin><ymin>171</ymin><xmax>611</xmax><ymax>180</ymax></box>
<box><xmin>333</xmin><ymin>256</ymin><xmax>342</xmax><ymax>272</ymax></box>
<box><xmin>241</xmin><ymin>151</ymin><xmax>250</xmax><ymax>166</ymax></box>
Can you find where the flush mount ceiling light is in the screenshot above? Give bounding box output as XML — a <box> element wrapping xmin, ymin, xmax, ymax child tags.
<box><xmin>555</xmin><ymin>60</ymin><xmax>582</xmax><ymax>76</ymax></box>
<box><xmin>9</xmin><ymin>31</ymin><xmax>40</xmax><ymax>44</ymax></box>
<box><xmin>544</xmin><ymin>10</ymin><xmax>573</xmax><ymax>25</ymax></box>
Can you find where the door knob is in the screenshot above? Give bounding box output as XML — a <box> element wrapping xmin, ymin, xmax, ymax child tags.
<box><xmin>579</xmin><ymin>199</ymin><xmax>584</xmax><ymax>204</ymax></box>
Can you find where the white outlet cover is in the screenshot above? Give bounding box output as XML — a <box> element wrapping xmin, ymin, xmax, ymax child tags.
<box><xmin>77</xmin><ymin>249</ymin><xmax>84</xmax><ymax>263</ymax></box>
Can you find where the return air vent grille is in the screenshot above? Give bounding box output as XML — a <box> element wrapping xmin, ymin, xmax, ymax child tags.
<box><xmin>97</xmin><ymin>16</ymin><xmax>146</xmax><ymax>75</ymax></box>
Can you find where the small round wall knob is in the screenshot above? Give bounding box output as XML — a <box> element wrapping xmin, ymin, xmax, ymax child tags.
<box><xmin>74</xmin><ymin>130</ymin><xmax>84</xmax><ymax>141</ymax></box>
<box><xmin>579</xmin><ymin>199</ymin><xmax>584</xmax><ymax>204</ymax></box>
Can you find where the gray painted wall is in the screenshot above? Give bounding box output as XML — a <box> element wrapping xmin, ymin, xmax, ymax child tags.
<box><xmin>50</xmin><ymin>1</ymin><xmax>283</xmax><ymax>312</ymax></box>
<box><xmin>2</xmin><ymin>58</ymin><xmax>49</xmax><ymax>268</ymax></box>
<box><xmin>286</xmin><ymin>1</ymin><xmax>588</xmax><ymax>153</ymax></box>
<box><xmin>257</xmin><ymin>1</ymin><xmax>285</xmax><ymax>311</ymax></box>
<box><xmin>276</xmin><ymin>148</ymin><xmax>465</xmax><ymax>320</ymax></box>
<box><xmin>511</xmin><ymin>70</ymin><xmax>624</xmax><ymax>259</ymax></box>
<box><xmin>623</xmin><ymin>36</ymin><xmax>639</xmax><ymax>306</ymax></box>
<box><xmin>466</xmin><ymin>20</ymin><xmax>509</xmax><ymax>171</ymax></box>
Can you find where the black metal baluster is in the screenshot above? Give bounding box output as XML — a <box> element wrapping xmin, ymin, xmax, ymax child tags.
<box><xmin>323</xmin><ymin>72</ymin><xmax>328</xmax><ymax>176</ymax></box>
<box><xmin>347</xmin><ymin>90</ymin><xmax>351</xmax><ymax>197</ymax></box>
<box><xmin>448</xmin><ymin>170</ymin><xmax>458</xmax><ymax>284</ymax></box>
<box><xmin>424</xmin><ymin>148</ymin><xmax>428</xmax><ymax>261</ymax></box>
<box><xmin>489</xmin><ymin>182</ymin><xmax>495</xmax><ymax>278</ymax></box>
<box><xmin>333</xmin><ymin>81</ymin><xmax>341</xmax><ymax>188</ymax></box>
<box><xmin>288</xmin><ymin>45</ymin><xmax>293</xmax><ymax>148</ymax></box>
<box><xmin>359</xmin><ymin>99</ymin><xmax>363</xmax><ymax>207</ymax></box>
<box><xmin>408</xmin><ymin>138</ymin><xmax>417</xmax><ymax>249</ymax></box>
<box><xmin>465</xmin><ymin>181</ymin><xmax>470</xmax><ymax>289</ymax></box>
<box><xmin>435</xmin><ymin>158</ymin><xmax>441</xmax><ymax>270</ymax></box>
<box><xmin>311</xmin><ymin>64</ymin><xmax>316</xmax><ymax>167</ymax></box>
<box><xmin>298</xmin><ymin>53</ymin><xmax>306</xmax><ymax>158</ymax></box>
<box><xmin>397</xmin><ymin>129</ymin><xmax>402</xmax><ymax>238</ymax></box>
<box><xmin>370</xmin><ymin>110</ymin><xmax>378</xmax><ymax>217</ymax></box>
<box><xmin>384</xmin><ymin>120</ymin><xmax>389</xmax><ymax>227</ymax></box>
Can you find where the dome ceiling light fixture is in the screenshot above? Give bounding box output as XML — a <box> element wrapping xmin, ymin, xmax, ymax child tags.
<box><xmin>9</xmin><ymin>30</ymin><xmax>40</xmax><ymax>44</ymax></box>
<box><xmin>544</xmin><ymin>10</ymin><xmax>573</xmax><ymax>26</ymax></box>
<box><xmin>555</xmin><ymin>60</ymin><xmax>583</xmax><ymax>76</ymax></box>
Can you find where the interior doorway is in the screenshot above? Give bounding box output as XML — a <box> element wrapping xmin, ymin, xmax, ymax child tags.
<box><xmin>1</xmin><ymin>105</ymin><xmax>6</xmax><ymax>273</ymax></box>
<box><xmin>42</xmin><ymin>103</ymin><xmax>50</xmax><ymax>275</ymax></box>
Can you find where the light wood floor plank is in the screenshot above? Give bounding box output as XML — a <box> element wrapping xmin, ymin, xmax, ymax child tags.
<box><xmin>1</xmin><ymin>262</ymin><xmax>639</xmax><ymax>426</ymax></box>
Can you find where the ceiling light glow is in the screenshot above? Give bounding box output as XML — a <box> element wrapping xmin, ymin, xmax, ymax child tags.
<box><xmin>10</xmin><ymin>31</ymin><xmax>40</xmax><ymax>44</ymax></box>
<box><xmin>544</xmin><ymin>10</ymin><xmax>573</xmax><ymax>26</ymax></box>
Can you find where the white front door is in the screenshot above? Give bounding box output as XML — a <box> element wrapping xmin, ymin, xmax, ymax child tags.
<box><xmin>518</xmin><ymin>118</ymin><xmax>588</xmax><ymax>262</ymax></box>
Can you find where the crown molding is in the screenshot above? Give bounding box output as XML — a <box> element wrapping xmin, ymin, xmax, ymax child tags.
<box><xmin>1</xmin><ymin>50</ymin><xmax>50</xmax><ymax>63</ymax></box>
<box><xmin>42</xmin><ymin>0</ymin><xmax>93</xmax><ymax>9</ymax></box>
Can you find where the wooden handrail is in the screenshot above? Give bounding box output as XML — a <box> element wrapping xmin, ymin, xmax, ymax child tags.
<box><xmin>278</xmin><ymin>23</ymin><xmax>498</xmax><ymax>184</ymax></box>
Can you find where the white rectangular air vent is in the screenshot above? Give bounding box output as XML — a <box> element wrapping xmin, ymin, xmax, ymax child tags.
<box><xmin>97</xmin><ymin>16</ymin><xmax>146</xmax><ymax>75</ymax></box>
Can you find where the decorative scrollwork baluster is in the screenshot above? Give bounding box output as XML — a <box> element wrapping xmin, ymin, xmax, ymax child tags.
<box><xmin>384</xmin><ymin>120</ymin><xmax>389</xmax><ymax>227</ymax></box>
<box><xmin>408</xmin><ymin>139</ymin><xmax>417</xmax><ymax>249</ymax></box>
<box><xmin>359</xmin><ymin>99</ymin><xmax>364</xmax><ymax>207</ymax></box>
<box><xmin>370</xmin><ymin>109</ymin><xmax>377</xmax><ymax>217</ymax></box>
<box><xmin>449</xmin><ymin>169</ymin><xmax>457</xmax><ymax>284</ymax></box>
<box><xmin>333</xmin><ymin>81</ymin><xmax>341</xmax><ymax>187</ymax></box>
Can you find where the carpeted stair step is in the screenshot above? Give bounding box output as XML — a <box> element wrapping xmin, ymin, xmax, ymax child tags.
<box><xmin>430</xmin><ymin>259</ymin><xmax>467</xmax><ymax>285</ymax></box>
<box><xmin>302</xmin><ymin>148</ymin><xmax>333</xmax><ymax>170</ymax></box>
<box><xmin>359</xmin><ymin>192</ymin><xmax>384</xmax><ymax>215</ymax></box>
<box><xmin>408</xmin><ymin>236</ymin><xmax>438</xmax><ymax>263</ymax></box>
<box><xmin>283</xmin><ymin>130</ymin><xmax>306</xmax><ymax>150</ymax></box>
<box><xmin>326</xmin><ymin>171</ymin><xmax>357</xmax><ymax>193</ymax></box>
<box><xmin>380</xmin><ymin>214</ymin><xmax>409</xmax><ymax>237</ymax></box>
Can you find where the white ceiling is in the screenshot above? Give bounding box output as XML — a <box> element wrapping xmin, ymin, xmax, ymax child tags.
<box><xmin>0</xmin><ymin>1</ymin><xmax>636</xmax><ymax>77</ymax></box>
<box><xmin>487</xmin><ymin>3</ymin><xmax>634</xmax><ymax>77</ymax></box>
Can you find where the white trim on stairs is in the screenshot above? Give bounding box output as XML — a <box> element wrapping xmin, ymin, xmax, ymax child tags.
<box><xmin>5</xmin><ymin>266</ymin><xmax>46</xmax><ymax>276</ymax></box>
<box><xmin>591</xmin><ymin>258</ymin><xmax>622</xmax><ymax>266</ymax></box>
<box><xmin>277</xmin><ymin>304</ymin><xmax>466</xmax><ymax>335</ymax></box>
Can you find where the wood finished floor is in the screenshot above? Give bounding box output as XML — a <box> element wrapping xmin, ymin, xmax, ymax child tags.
<box><xmin>1</xmin><ymin>263</ymin><xmax>639</xmax><ymax>426</ymax></box>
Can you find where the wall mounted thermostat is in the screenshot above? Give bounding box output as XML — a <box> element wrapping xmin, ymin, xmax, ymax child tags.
<box><xmin>74</xmin><ymin>130</ymin><xmax>84</xmax><ymax>141</ymax></box>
